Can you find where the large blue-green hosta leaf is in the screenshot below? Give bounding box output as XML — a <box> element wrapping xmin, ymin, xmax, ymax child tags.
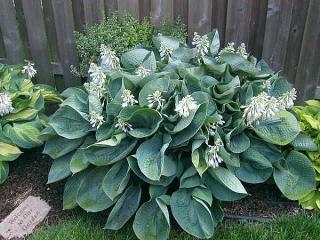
<box><xmin>84</xmin><ymin>137</ymin><xmax>137</xmax><ymax>166</ymax></box>
<box><xmin>203</xmin><ymin>168</ymin><xmax>247</xmax><ymax>201</ymax></box>
<box><xmin>274</xmin><ymin>151</ymin><xmax>316</xmax><ymax>200</ymax></box>
<box><xmin>171</xmin><ymin>189</ymin><xmax>215</xmax><ymax>239</ymax></box>
<box><xmin>138</xmin><ymin>77</ymin><xmax>171</xmax><ymax>107</ymax></box>
<box><xmin>121</xmin><ymin>49</ymin><xmax>156</xmax><ymax>71</ymax></box>
<box><xmin>127</xmin><ymin>108</ymin><xmax>163</xmax><ymax>138</ymax></box>
<box><xmin>233</xmin><ymin>138</ymin><xmax>283</xmax><ymax>183</ymax></box>
<box><xmin>43</xmin><ymin>136</ymin><xmax>84</xmax><ymax>159</ymax></box>
<box><xmin>49</xmin><ymin>105</ymin><xmax>92</xmax><ymax>139</ymax></box>
<box><xmin>136</xmin><ymin>134</ymin><xmax>171</xmax><ymax>181</ymax></box>
<box><xmin>253</xmin><ymin>111</ymin><xmax>300</xmax><ymax>145</ymax></box>
<box><xmin>63</xmin><ymin>170</ymin><xmax>88</xmax><ymax>210</ymax></box>
<box><xmin>76</xmin><ymin>166</ymin><xmax>113</xmax><ymax>212</ymax></box>
<box><xmin>48</xmin><ymin>152</ymin><xmax>73</xmax><ymax>184</ymax></box>
<box><xmin>105</xmin><ymin>185</ymin><xmax>141</xmax><ymax>230</ymax></box>
<box><xmin>290</xmin><ymin>133</ymin><xmax>318</xmax><ymax>151</ymax></box>
<box><xmin>133</xmin><ymin>198</ymin><xmax>170</xmax><ymax>240</ymax></box>
<box><xmin>102</xmin><ymin>161</ymin><xmax>130</xmax><ymax>201</ymax></box>
<box><xmin>127</xmin><ymin>156</ymin><xmax>176</xmax><ymax>187</ymax></box>
<box><xmin>171</xmin><ymin>103</ymin><xmax>207</xmax><ymax>147</ymax></box>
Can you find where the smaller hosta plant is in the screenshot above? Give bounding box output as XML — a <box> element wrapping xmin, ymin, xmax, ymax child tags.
<box><xmin>0</xmin><ymin>62</ymin><xmax>61</xmax><ymax>184</ymax></box>
<box><xmin>293</xmin><ymin>101</ymin><xmax>320</xmax><ymax>210</ymax></box>
<box><xmin>43</xmin><ymin>31</ymin><xmax>316</xmax><ymax>240</ymax></box>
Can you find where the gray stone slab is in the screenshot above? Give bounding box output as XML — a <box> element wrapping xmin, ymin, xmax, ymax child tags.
<box><xmin>0</xmin><ymin>196</ymin><xmax>51</xmax><ymax>239</ymax></box>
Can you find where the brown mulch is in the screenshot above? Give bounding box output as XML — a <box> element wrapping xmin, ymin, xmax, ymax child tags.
<box><xmin>0</xmin><ymin>149</ymin><xmax>302</xmax><ymax>227</ymax></box>
<box><xmin>0</xmin><ymin>148</ymin><xmax>68</xmax><ymax>225</ymax></box>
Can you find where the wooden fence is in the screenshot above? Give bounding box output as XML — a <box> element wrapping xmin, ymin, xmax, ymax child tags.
<box><xmin>0</xmin><ymin>0</ymin><xmax>319</xmax><ymax>102</ymax></box>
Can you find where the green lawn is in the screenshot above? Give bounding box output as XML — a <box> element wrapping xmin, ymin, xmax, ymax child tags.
<box><xmin>31</xmin><ymin>212</ymin><xmax>320</xmax><ymax>240</ymax></box>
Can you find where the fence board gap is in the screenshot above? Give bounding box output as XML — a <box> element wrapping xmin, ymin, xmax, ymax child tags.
<box><xmin>283</xmin><ymin>0</ymin><xmax>310</xmax><ymax>83</ymax></box>
<box><xmin>211</xmin><ymin>0</ymin><xmax>228</xmax><ymax>46</ymax></box>
<box><xmin>139</xmin><ymin>0</ymin><xmax>151</xmax><ymax>21</ymax></box>
<box><xmin>52</xmin><ymin>0</ymin><xmax>81</xmax><ymax>88</ymax></box>
<box><xmin>22</xmin><ymin>0</ymin><xmax>54</xmax><ymax>85</ymax></box>
<box><xmin>262</xmin><ymin>0</ymin><xmax>294</xmax><ymax>72</ymax></box>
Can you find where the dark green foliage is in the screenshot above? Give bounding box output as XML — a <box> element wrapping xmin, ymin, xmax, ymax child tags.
<box><xmin>73</xmin><ymin>13</ymin><xmax>187</xmax><ymax>77</ymax></box>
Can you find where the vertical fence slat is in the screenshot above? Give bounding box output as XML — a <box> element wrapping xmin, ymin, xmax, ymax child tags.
<box><xmin>0</xmin><ymin>0</ymin><xmax>23</xmax><ymax>63</ymax></box>
<box><xmin>188</xmin><ymin>0</ymin><xmax>212</xmax><ymax>42</ymax></box>
<box><xmin>174</xmin><ymin>0</ymin><xmax>188</xmax><ymax>24</ymax></box>
<box><xmin>262</xmin><ymin>0</ymin><xmax>294</xmax><ymax>72</ymax></box>
<box><xmin>249</xmin><ymin>0</ymin><xmax>268</xmax><ymax>59</ymax></box>
<box><xmin>118</xmin><ymin>0</ymin><xmax>140</xmax><ymax>20</ymax></box>
<box><xmin>283</xmin><ymin>0</ymin><xmax>310</xmax><ymax>83</ymax></box>
<box><xmin>226</xmin><ymin>0</ymin><xmax>251</xmax><ymax>46</ymax></box>
<box><xmin>0</xmin><ymin>28</ymin><xmax>6</xmax><ymax>58</ymax></box>
<box><xmin>22</xmin><ymin>0</ymin><xmax>54</xmax><ymax>85</ymax></box>
<box><xmin>105</xmin><ymin>0</ymin><xmax>118</xmax><ymax>16</ymax></box>
<box><xmin>139</xmin><ymin>0</ymin><xmax>151</xmax><ymax>20</ymax></box>
<box><xmin>72</xmin><ymin>0</ymin><xmax>86</xmax><ymax>32</ymax></box>
<box><xmin>295</xmin><ymin>0</ymin><xmax>320</xmax><ymax>102</ymax></box>
<box><xmin>42</xmin><ymin>0</ymin><xmax>59</xmax><ymax>63</ymax></box>
<box><xmin>52</xmin><ymin>0</ymin><xmax>80</xmax><ymax>88</ymax></box>
<box><xmin>83</xmin><ymin>0</ymin><xmax>105</xmax><ymax>27</ymax></box>
<box><xmin>151</xmin><ymin>0</ymin><xmax>174</xmax><ymax>26</ymax></box>
<box><xmin>212</xmin><ymin>0</ymin><xmax>228</xmax><ymax>45</ymax></box>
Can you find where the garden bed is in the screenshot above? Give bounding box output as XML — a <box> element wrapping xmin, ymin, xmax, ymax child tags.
<box><xmin>0</xmin><ymin>149</ymin><xmax>301</xmax><ymax>228</ymax></box>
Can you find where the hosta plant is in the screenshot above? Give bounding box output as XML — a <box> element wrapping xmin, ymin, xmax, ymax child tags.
<box><xmin>0</xmin><ymin>62</ymin><xmax>61</xmax><ymax>184</ymax></box>
<box><xmin>43</xmin><ymin>30</ymin><xmax>316</xmax><ymax>239</ymax></box>
<box><xmin>293</xmin><ymin>100</ymin><xmax>320</xmax><ymax>210</ymax></box>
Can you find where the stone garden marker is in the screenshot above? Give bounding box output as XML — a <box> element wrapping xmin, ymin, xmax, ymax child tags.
<box><xmin>0</xmin><ymin>196</ymin><xmax>51</xmax><ymax>239</ymax></box>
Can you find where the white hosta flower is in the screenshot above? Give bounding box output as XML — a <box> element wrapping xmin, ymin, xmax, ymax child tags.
<box><xmin>115</xmin><ymin>118</ymin><xmax>133</xmax><ymax>133</ymax></box>
<box><xmin>159</xmin><ymin>43</ymin><xmax>173</xmax><ymax>60</ymax></box>
<box><xmin>278</xmin><ymin>88</ymin><xmax>297</xmax><ymax>109</ymax></box>
<box><xmin>121</xmin><ymin>89</ymin><xmax>138</xmax><ymax>107</ymax></box>
<box><xmin>207</xmin><ymin>138</ymin><xmax>224</xmax><ymax>168</ymax></box>
<box><xmin>236</xmin><ymin>43</ymin><xmax>248</xmax><ymax>59</ymax></box>
<box><xmin>100</xmin><ymin>44</ymin><xmax>120</xmax><ymax>70</ymax></box>
<box><xmin>263</xmin><ymin>96</ymin><xmax>280</xmax><ymax>119</ymax></box>
<box><xmin>135</xmin><ymin>66</ymin><xmax>151</xmax><ymax>78</ymax></box>
<box><xmin>89</xmin><ymin>111</ymin><xmax>104</xmax><ymax>129</ymax></box>
<box><xmin>243</xmin><ymin>92</ymin><xmax>271</xmax><ymax>126</ymax></box>
<box><xmin>84</xmin><ymin>82</ymin><xmax>105</xmax><ymax>98</ymax></box>
<box><xmin>262</xmin><ymin>80</ymin><xmax>271</xmax><ymax>90</ymax></box>
<box><xmin>88</xmin><ymin>63</ymin><xmax>106</xmax><ymax>86</ymax></box>
<box><xmin>207</xmin><ymin>115</ymin><xmax>225</xmax><ymax>135</ymax></box>
<box><xmin>175</xmin><ymin>95</ymin><xmax>198</xmax><ymax>118</ymax></box>
<box><xmin>22</xmin><ymin>61</ymin><xmax>37</xmax><ymax>79</ymax></box>
<box><xmin>192</xmin><ymin>32</ymin><xmax>210</xmax><ymax>57</ymax></box>
<box><xmin>216</xmin><ymin>42</ymin><xmax>235</xmax><ymax>61</ymax></box>
<box><xmin>147</xmin><ymin>90</ymin><xmax>165</xmax><ymax>110</ymax></box>
<box><xmin>0</xmin><ymin>92</ymin><xmax>14</xmax><ymax>116</ymax></box>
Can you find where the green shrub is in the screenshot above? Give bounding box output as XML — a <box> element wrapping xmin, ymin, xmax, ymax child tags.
<box><xmin>73</xmin><ymin>12</ymin><xmax>187</xmax><ymax>77</ymax></box>
<box><xmin>0</xmin><ymin>62</ymin><xmax>61</xmax><ymax>184</ymax></box>
<box><xmin>42</xmin><ymin>30</ymin><xmax>316</xmax><ymax>240</ymax></box>
<box><xmin>293</xmin><ymin>101</ymin><xmax>320</xmax><ymax>210</ymax></box>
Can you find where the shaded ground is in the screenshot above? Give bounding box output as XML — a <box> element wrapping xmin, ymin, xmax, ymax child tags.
<box><xmin>0</xmin><ymin>149</ymin><xmax>302</xmax><ymax>228</ymax></box>
<box><xmin>0</xmin><ymin>149</ymin><xmax>68</xmax><ymax>225</ymax></box>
